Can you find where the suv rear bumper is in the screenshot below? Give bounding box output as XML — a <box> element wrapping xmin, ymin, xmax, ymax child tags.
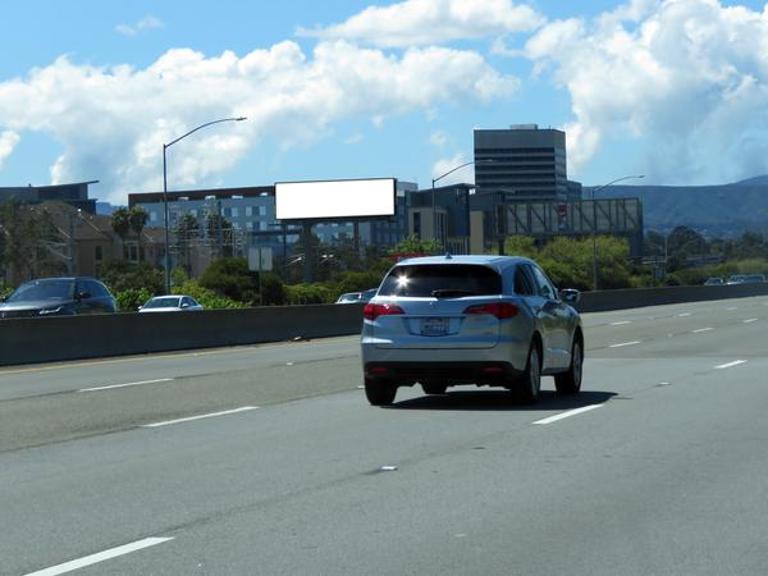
<box><xmin>364</xmin><ymin>361</ymin><xmax>523</xmax><ymax>386</ymax></box>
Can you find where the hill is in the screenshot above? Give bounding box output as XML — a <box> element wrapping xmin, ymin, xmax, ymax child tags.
<box><xmin>587</xmin><ymin>176</ymin><xmax>768</xmax><ymax>237</ymax></box>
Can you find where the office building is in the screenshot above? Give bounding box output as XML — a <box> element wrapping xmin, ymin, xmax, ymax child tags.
<box><xmin>0</xmin><ymin>181</ymin><xmax>99</xmax><ymax>213</ymax></box>
<box><xmin>474</xmin><ymin>125</ymin><xmax>572</xmax><ymax>202</ymax></box>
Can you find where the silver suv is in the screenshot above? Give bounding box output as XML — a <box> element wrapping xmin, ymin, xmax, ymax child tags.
<box><xmin>361</xmin><ymin>255</ymin><xmax>584</xmax><ymax>405</ymax></box>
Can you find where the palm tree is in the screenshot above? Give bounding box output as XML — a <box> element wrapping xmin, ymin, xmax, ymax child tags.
<box><xmin>128</xmin><ymin>207</ymin><xmax>149</xmax><ymax>262</ymax></box>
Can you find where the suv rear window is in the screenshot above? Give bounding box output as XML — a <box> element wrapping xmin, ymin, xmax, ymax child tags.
<box><xmin>379</xmin><ymin>264</ymin><xmax>502</xmax><ymax>298</ymax></box>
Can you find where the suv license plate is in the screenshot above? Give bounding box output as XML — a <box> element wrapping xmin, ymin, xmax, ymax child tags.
<box><xmin>421</xmin><ymin>317</ymin><xmax>449</xmax><ymax>336</ymax></box>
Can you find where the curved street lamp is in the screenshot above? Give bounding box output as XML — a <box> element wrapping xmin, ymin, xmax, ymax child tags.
<box><xmin>431</xmin><ymin>159</ymin><xmax>494</xmax><ymax>249</ymax></box>
<box><xmin>162</xmin><ymin>116</ymin><xmax>247</xmax><ymax>293</ymax></box>
<box><xmin>591</xmin><ymin>174</ymin><xmax>644</xmax><ymax>291</ymax></box>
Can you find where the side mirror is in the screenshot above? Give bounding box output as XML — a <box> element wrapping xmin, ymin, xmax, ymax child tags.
<box><xmin>76</xmin><ymin>291</ymin><xmax>91</xmax><ymax>300</ymax></box>
<box><xmin>181</xmin><ymin>302</ymin><xmax>190</xmax><ymax>309</ymax></box>
<box><xmin>560</xmin><ymin>288</ymin><xmax>581</xmax><ymax>305</ymax></box>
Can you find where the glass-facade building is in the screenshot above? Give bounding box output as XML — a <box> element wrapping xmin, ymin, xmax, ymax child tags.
<box><xmin>474</xmin><ymin>125</ymin><xmax>569</xmax><ymax>202</ymax></box>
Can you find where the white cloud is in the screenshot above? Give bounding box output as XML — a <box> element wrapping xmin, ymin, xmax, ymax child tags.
<box><xmin>344</xmin><ymin>133</ymin><xmax>364</xmax><ymax>144</ymax></box>
<box><xmin>432</xmin><ymin>152</ymin><xmax>474</xmax><ymax>184</ymax></box>
<box><xmin>0</xmin><ymin>130</ymin><xmax>19</xmax><ymax>169</ymax></box>
<box><xmin>297</xmin><ymin>0</ymin><xmax>544</xmax><ymax>48</ymax></box>
<box><xmin>524</xmin><ymin>0</ymin><xmax>768</xmax><ymax>183</ymax></box>
<box><xmin>430</xmin><ymin>130</ymin><xmax>449</xmax><ymax>147</ymax></box>
<box><xmin>116</xmin><ymin>14</ymin><xmax>164</xmax><ymax>37</ymax></box>
<box><xmin>0</xmin><ymin>41</ymin><xmax>517</xmax><ymax>204</ymax></box>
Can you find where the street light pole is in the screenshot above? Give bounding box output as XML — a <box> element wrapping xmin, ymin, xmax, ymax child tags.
<box><xmin>590</xmin><ymin>174</ymin><xmax>644</xmax><ymax>291</ymax></box>
<box><xmin>431</xmin><ymin>160</ymin><xmax>491</xmax><ymax>250</ymax></box>
<box><xmin>162</xmin><ymin>116</ymin><xmax>247</xmax><ymax>294</ymax></box>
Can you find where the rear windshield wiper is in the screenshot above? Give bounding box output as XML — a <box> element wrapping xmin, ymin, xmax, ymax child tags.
<box><xmin>431</xmin><ymin>289</ymin><xmax>477</xmax><ymax>298</ymax></box>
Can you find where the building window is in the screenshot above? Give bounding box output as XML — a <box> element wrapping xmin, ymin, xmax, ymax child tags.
<box><xmin>231</xmin><ymin>207</ymin><xmax>239</xmax><ymax>218</ymax></box>
<box><xmin>149</xmin><ymin>211</ymin><xmax>157</xmax><ymax>223</ymax></box>
<box><xmin>413</xmin><ymin>212</ymin><xmax>421</xmax><ymax>238</ymax></box>
<box><xmin>245</xmin><ymin>206</ymin><xmax>253</xmax><ymax>217</ymax></box>
<box><xmin>95</xmin><ymin>245</ymin><xmax>103</xmax><ymax>261</ymax></box>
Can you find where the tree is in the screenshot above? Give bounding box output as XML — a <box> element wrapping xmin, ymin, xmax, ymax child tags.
<box><xmin>111</xmin><ymin>207</ymin><xmax>131</xmax><ymax>242</ymax></box>
<box><xmin>0</xmin><ymin>200</ymin><xmax>61</xmax><ymax>284</ymax></box>
<box><xmin>175</xmin><ymin>214</ymin><xmax>201</xmax><ymax>273</ymax></box>
<box><xmin>128</xmin><ymin>207</ymin><xmax>149</xmax><ymax>262</ymax></box>
<box><xmin>199</xmin><ymin>257</ymin><xmax>258</xmax><ymax>303</ymax></box>
<box><xmin>388</xmin><ymin>235</ymin><xmax>441</xmax><ymax>258</ymax></box>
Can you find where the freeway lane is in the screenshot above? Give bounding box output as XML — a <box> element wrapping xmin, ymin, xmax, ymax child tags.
<box><xmin>0</xmin><ymin>296</ymin><xmax>767</xmax><ymax>574</ymax></box>
<box><xmin>0</xmin><ymin>297</ymin><xmax>767</xmax><ymax>453</ymax></box>
<box><xmin>0</xmin><ymin>297</ymin><xmax>764</xmax><ymax>447</ymax></box>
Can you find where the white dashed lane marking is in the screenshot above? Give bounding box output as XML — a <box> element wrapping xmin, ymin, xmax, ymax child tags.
<box><xmin>142</xmin><ymin>406</ymin><xmax>259</xmax><ymax>428</ymax></box>
<box><xmin>609</xmin><ymin>341</ymin><xmax>641</xmax><ymax>348</ymax></box>
<box><xmin>23</xmin><ymin>537</ymin><xmax>174</xmax><ymax>576</ymax></box>
<box><xmin>78</xmin><ymin>378</ymin><xmax>174</xmax><ymax>392</ymax></box>
<box><xmin>533</xmin><ymin>404</ymin><xmax>604</xmax><ymax>425</ymax></box>
<box><xmin>714</xmin><ymin>360</ymin><xmax>747</xmax><ymax>370</ymax></box>
<box><xmin>692</xmin><ymin>328</ymin><xmax>714</xmax><ymax>333</ymax></box>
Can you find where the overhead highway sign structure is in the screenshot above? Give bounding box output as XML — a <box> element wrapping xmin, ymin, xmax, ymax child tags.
<box><xmin>275</xmin><ymin>178</ymin><xmax>396</xmax><ymax>221</ymax></box>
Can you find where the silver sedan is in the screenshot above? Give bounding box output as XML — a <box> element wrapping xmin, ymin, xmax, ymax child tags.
<box><xmin>360</xmin><ymin>255</ymin><xmax>584</xmax><ymax>405</ymax></box>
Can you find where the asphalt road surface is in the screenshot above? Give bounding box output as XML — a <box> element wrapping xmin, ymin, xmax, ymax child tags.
<box><xmin>2</xmin><ymin>296</ymin><xmax>767</xmax><ymax>575</ymax></box>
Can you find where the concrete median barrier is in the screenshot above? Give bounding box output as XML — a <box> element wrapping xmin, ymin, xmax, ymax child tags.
<box><xmin>2</xmin><ymin>284</ymin><xmax>768</xmax><ymax>366</ymax></box>
<box><xmin>0</xmin><ymin>303</ymin><xmax>365</xmax><ymax>366</ymax></box>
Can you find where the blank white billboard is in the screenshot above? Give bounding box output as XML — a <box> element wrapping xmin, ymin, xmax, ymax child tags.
<box><xmin>275</xmin><ymin>178</ymin><xmax>396</xmax><ymax>220</ymax></box>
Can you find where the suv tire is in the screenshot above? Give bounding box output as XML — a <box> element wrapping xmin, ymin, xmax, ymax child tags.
<box><xmin>518</xmin><ymin>344</ymin><xmax>541</xmax><ymax>403</ymax></box>
<box><xmin>365</xmin><ymin>378</ymin><xmax>397</xmax><ymax>406</ymax></box>
<box><xmin>555</xmin><ymin>338</ymin><xmax>583</xmax><ymax>394</ymax></box>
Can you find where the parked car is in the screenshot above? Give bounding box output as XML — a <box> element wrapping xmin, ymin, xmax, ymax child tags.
<box><xmin>361</xmin><ymin>255</ymin><xmax>584</xmax><ymax>406</ymax></box>
<box><xmin>703</xmin><ymin>277</ymin><xmax>724</xmax><ymax>286</ymax></box>
<box><xmin>727</xmin><ymin>273</ymin><xmax>766</xmax><ymax>285</ymax></box>
<box><xmin>0</xmin><ymin>277</ymin><xmax>116</xmax><ymax>319</ymax></box>
<box><xmin>336</xmin><ymin>291</ymin><xmax>363</xmax><ymax>304</ymax></box>
<box><xmin>138</xmin><ymin>295</ymin><xmax>204</xmax><ymax>313</ymax></box>
<box><xmin>335</xmin><ymin>289</ymin><xmax>377</xmax><ymax>304</ymax></box>
<box><xmin>739</xmin><ymin>274</ymin><xmax>766</xmax><ymax>284</ymax></box>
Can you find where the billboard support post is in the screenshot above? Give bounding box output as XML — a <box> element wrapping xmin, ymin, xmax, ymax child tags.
<box><xmin>302</xmin><ymin>222</ymin><xmax>313</xmax><ymax>283</ymax></box>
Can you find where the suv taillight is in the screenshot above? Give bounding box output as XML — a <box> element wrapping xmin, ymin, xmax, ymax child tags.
<box><xmin>364</xmin><ymin>303</ymin><xmax>405</xmax><ymax>320</ymax></box>
<box><xmin>463</xmin><ymin>302</ymin><xmax>518</xmax><ymax>319</ymax></box>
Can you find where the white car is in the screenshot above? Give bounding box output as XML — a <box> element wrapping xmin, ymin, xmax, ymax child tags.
<box><xmin>138</xmin><ymin>295</ymin><xmax>204</xmax><ymax>313</ymax></box>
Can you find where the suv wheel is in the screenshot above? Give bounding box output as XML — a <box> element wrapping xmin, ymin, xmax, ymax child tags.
<box><xmin>555</xmin><ymin>338</ymin><xmax>583</xmax><ymax>394</ymax></box>
<box><xmin>518</xmin><ymin>344</ymin><xmax>541</xmax><ymax>403</ymax></box>
<box><xmin>365</xmin><ymin>378</ymin><xmax>397</xmax><ymax>406</ymax></box>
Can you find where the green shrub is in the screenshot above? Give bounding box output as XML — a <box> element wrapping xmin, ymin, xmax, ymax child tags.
<box><xmin>116</xmin><ymin>287</ymin><xmax>154</xmax><ymax>312</ymax></box>
<box><xmin>286</xmin><ymin>283</ymin><xmax>336</xmax><ymax>305</ymax></box>
<box><xmin>178</xmin><ymin>280</ymin><xmax>244</xmax><ymax>309</ymax></box>
<box><xmin>332</xmin><ymin>270</ymin><xmax>382</xmax><ymax>294</ymax></box>
<box><xmin>259</xmin><ymin>273</ymin><xmax>287</xmax><ymax>306</ymax></box>
<box><xmin>199</xmin><ymin>257</ymin><xmax>258</xmax><ymax>303</ymax></box>
<box><xmin>98</xmin><ymin>260</ymin><xmax>164</xmax><ymax>294</ymax></box>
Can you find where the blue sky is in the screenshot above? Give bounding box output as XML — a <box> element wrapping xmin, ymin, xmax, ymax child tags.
<box><xmin>1</xmin><ymin>0</ymin><xmax>767</xmax><ymax>205</ymax></box>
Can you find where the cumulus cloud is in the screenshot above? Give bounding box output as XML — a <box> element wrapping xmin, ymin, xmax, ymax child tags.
<box><xmin>430</xmin><ymin>130</ymin><xmax>450</xmax><ymax>147</ymax></box>
<box><xmin>433</xmin><ymin>152</ymin><xmax>474</xmax><ymax>184</ymax></box>
<box><xmin>297</xmin><ymin>0</ymin><xmax>544</xmax><ymax>48</ymax></box>
<box><xmin>0</xmin><ymin>41</ymin><xmax>517</xmax><ymax>203</ymax></box>
<box><xmin>116</xmin><ymin>15</ymin><xmax>164</xmax><ymax>37</ymax></box>
<box><xmin>0</xmin><ymin>130</ymin><xmax>19</xmax><ymax>169</ymax></box>
<box><xmin>524</xmin><ymin>0</ymin><xmax>768</xmax><ymax>183</ymax></box>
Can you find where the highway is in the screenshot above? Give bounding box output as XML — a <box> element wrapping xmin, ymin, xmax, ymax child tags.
<box><xmin>1</xmin><ymin>296</ymin><xmax>767</xmax><ymax>575</ymax></box>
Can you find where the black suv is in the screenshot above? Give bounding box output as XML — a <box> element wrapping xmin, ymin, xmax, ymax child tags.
<box><xmin>0</xmin><ymin>277</ymin><xmax>117</xmax><ymax>319</ymax></box>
